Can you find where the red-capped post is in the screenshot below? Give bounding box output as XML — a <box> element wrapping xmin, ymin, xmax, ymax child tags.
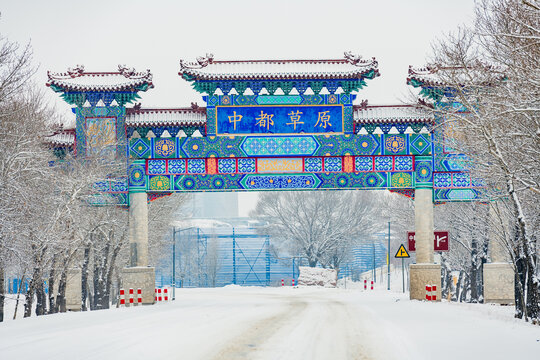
<box><xmin>119</xmin><ymin>289</ymin><xmax>125</xmax><ymax>306</ymax></box>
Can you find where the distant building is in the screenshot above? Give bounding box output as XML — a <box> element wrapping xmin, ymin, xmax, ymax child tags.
<box><xmin>187</xmin><ymin>192</ymin><xmax>239</xmax><ymax>219</ymax></box>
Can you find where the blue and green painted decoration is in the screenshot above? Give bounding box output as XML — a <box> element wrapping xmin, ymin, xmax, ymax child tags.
<box><xmin>49</xmin><ymin>62</ymin><xmax>483</xmax><ymax>204</ymax></box>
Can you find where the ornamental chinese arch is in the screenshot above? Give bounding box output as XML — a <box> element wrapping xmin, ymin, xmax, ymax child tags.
<box><xmin>46</xmin><ymin>53</ymin><xmax>482</xmax><ymax>304</ymax></box>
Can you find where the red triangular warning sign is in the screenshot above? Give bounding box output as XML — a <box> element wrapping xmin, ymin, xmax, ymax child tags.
<box><xmin>394</xmin><ymin>244</ymin><xmax>410</xmax><ymax>258</ymax></box>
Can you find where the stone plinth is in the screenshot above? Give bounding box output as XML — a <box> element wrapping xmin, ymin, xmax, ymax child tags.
<box><xmin>121</xmin><ymin>267</ymin><xmax>155</xmax><ymax>305</ymax></box>
<box><xmin>410</xmin><ymin>264</ymin><xmax>441</xmax><ymax>301</ymax></box>
<box><xmin>483</xmin><ymin>263</ymin><xmax>514</xmax><ymax>305</ymax></box>
<box><xmin>65</xmin><ymin>269</ymin><xmax>82</xmax><ymax>311</ymax></box>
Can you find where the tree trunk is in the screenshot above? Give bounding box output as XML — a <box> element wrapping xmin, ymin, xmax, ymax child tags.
<box><xmin>25</xmin><ymin>244</ymin><xmax>46</xmax><ymax>318</ymax></box>
<box><xmin>81</xmin><ymin>242</ymin><xmax>91</xmax><ymax>311</ymax></box>
<box><xmin>56</xmin><ymin>266</ymin><xmax>67</xmax><ymax>313</ymax></box>
<box><xmin>470</xmin><ymin>235</ymin><xmax>480</xmax><ymax>303</ymax></box>
<box><xmin>514</xmin><ymin>251</ymin><xmax>526</xmax><ymax>319</ymax></box>
<box><xmin>88</xmin><ymin>281</ymin><xmax>94</xmax><ymax>310</ymax></box>
<box><xmin>104</xmin><ymin>237</ymin><xmax>122</xmax><ymax>309</ymax></box>
<box><xmin>479</xmin><ymin>229</ymin><xmax>489</xmax><ymax>304</ymax></box>
<box><xmin>48</xmin><ymin>254</ymin><xmax>57</xmax><ymax>314</ymax></box>
<box><xmin>12</xmin><ymin>276</ymin><xmax>25</xmax><ymax>320</ymax></box>
<box><xmin>462</xmin><ymin>272</ymin><xmax>470</xmax><ymax>303</ymax></box>
<box><xmin>100</xmin><ymin>239</ymin><xmax>111</xmax><ymax>309</ymax></box>
<box><xmin>441</xmin><ymin>254</ymin><xmax>452</xmax><ymax>300</ymax></box>
<box><xmin>93</xmin><ymin>235</ymin><xmax>110</xmax><ymax>310</ymax></box>
<box><xmin>455</xmin><ymin>270</ymin><xmax>463</xmax><ymax>302</ymax></box>
<box><xmin>525</xmin><ymin>255</ymin><xmax>539</xmax><ymax>323</ymax></box>
<box><xmin>24</xmin><ymin>277</ymin><xmax>36</xmax><ymax>318</ymax></box>
<box><xmin>35</xmin><ymin>279</ymin><xmax>46</xmax><ymax>316</ymax></box>
<box><xmin>0</xmin><ymin>261</ymin><xmax>4</xmax><ymax>322</ymax></box>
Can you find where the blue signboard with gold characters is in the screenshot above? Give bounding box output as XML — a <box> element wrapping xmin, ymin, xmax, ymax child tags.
<box><xmin>216</xmin><ymin>104</ymin><xmax>344</xmax><ymax>135</ymax></box>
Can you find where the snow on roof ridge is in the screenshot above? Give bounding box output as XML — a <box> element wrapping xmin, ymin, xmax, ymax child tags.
<box><xmin>354</xmin><ymin>104</ymin><xmax>434</xmax><ymax>124</ymax></box>
<box><xmin>44</xmin><ymin>131</ymin><xmax>75</xmax><ymax>146</ymax></box>
<box><xmin>179</xmin><ymin>52</ymin><xmax>379</xmax><ymax>80</ymax></box>
<box><xmin>47</xmin><ymin>64</ymin><xmax>154</xmax><ymax>92</ymax></box>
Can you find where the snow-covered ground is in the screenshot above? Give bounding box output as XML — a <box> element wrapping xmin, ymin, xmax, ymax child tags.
<box><xmin>0</xmin><ymin>286</ymin><xmax>538</xmax><ymax>360</ymax></box>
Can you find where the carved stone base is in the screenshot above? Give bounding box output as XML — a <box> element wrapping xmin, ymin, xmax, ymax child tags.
<box><xmin>483</xmin><ymin>263</ymin><xmax>514</xmax><ymax>305</ymax></box>
<box><xmin>121</xmin><ymin>267</ymin><xmax>155</xmax><ymax>305</ymax></box>
<box><xmin>65</xmin><ymin>269</ymin><xmax>82</xmax><ymax>311</ymax></box>
<box><xmin>410</xmin><ymin>264</ymin><xmax>441</xmax><ymax>301</ymax></box>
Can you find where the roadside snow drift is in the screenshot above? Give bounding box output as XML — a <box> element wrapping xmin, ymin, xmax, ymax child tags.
<box><xmin>297</xmin><ymin>266</ymin><xmax>337</xmax><ymax>287</ymax></box>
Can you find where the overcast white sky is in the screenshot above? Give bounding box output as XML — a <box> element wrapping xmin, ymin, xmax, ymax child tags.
<box><xmin>1</xmin><ymin>0</ymin><xmax>475</xmax><ymax>215</ymax></box>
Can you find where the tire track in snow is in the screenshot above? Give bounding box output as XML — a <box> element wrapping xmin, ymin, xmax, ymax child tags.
<box><xmin>210</xmin><ymin>293</ymin><xmax>375</xmax><ymax>360</ymax></box>
<box><xmin>210</xmin><ymin>298</ymin><xmax>308</xmax><ymax>360</ymax></box>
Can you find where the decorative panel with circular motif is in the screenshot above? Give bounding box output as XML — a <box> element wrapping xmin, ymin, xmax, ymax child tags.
<box><xmin>154</xmin><ymin>138</ymin><xmax>177</xmax><ymax>158</ymax></box>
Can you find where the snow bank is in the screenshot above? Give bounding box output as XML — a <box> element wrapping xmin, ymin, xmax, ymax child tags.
<box><xmin>297</xmin><ymin>266</ymin><xmax>337</xmax><ymax>287</ymax></box>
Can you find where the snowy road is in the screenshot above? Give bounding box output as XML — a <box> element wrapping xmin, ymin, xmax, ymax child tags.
<box><xmin>210</xmin><ymin>293</ymin><xmax>374</xmax><ymax>360</ymax></box>
<box><xmin>1</xmin><ymin>286</ymin><xmax>539</xmax><ymax>360</ymax></box>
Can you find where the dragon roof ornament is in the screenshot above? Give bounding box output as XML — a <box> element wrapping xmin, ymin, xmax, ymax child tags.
<box><xmin>179</xmin><ymin>53</ymin><xmax>215</xmax><ymax>70</ymax></box>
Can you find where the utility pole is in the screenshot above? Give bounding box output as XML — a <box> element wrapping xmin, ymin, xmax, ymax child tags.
<box><xmin>372</xmin><ymin>242</ymin><xmax>376</xmax><ymax>283</ymax></box>
<box><xmin>387</xmin><ymin>221</ymin><xmax>391</xmax><ymax>291</ymax></box>
<box><xmin>172</xmin><ymin>228</ymin><xmax>176</xmax><ymax>301</ymax></box>
<box><xmin>232</xmin><ymin>228</ymin><xmax>236</xmax><ymax>285</ymax></box>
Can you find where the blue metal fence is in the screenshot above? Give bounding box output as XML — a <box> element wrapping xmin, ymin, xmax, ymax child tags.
<box><xmin>155</xmin><ymin>227</ymin><xmax>387</xmax><ymax>288</ymax></box>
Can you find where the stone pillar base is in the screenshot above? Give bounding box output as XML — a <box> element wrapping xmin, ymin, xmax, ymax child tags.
<box><xmin>483</xmin><ymin>263</ymin><xmax>514</xmax><ymax>305</ymax></box>
<box><xmin>66</xmin><ymin>269</ymin><xmax>82</xmax><ymax>311</ymax></box>
<box><xmin>410</xmin><ymin>264</ymin><xmax>441</xmax><ymax>301</ymax></box>
<box><xmin>121</xmin><ymin>267</ymin><xmax>155</xmax><ymax>305</ymax></box>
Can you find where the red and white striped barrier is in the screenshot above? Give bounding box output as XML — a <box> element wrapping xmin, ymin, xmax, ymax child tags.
<box><xmin>364</xmin><ymin>279</ymin><xmax>367</xmax><ymax>290</ymax></box>
<box><xmin>292</xmin><ymin>279</ymin><xmax>295</xmax><ymax>286</ymax></box>
<box><xmin>425</xmin><ymin>284</ymin><xmax>437</xmax><ymax>301</ymax></box>
<box><xmin>371</xmin><ymin>280</ymin><xmax>374</xmax><ymax>290</ymax></box>
<box><xmin>119</xmin><ymin>289</ymin><xmax>125</xmax><ymax>305</ymax></box>
<box><xmin>154</xmin><ymin>287</ymin><xmax>171</xmax><ymax>303</ymax></box>
<box><xmin>119</xmin><ymin>288</ymin><xmax>142</xmax><ymax>306</ymax></box>
<box><xmin>281</xmin><ymin>279</ymin><xmax>284</xmax><ymax>286</ymax></box>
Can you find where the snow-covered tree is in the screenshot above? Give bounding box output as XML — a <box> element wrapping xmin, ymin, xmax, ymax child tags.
<box><xmin>252</xmin><ymin>190</ymin><xmax>383</xmax><ymax>269</ymax></box>
<box><xmin>413</xmin><ymin>0</ymin><xmax>539</xmax><ymax>321</ymax></box>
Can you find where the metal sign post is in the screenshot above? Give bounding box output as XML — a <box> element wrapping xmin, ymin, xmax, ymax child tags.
<box><xmin>401</xmin><ymin>258</ymin><xmax>404</xmax><ymax>293</ymax></box>
<box><xmin>387</xmin><ymin>222</ymin><xmax>391</xmax><ymax>291</ymax></box>
<box><xmin>395</xmin><ymin>244</ymin><xmax>410</xmax><ymax>293</ymax></box>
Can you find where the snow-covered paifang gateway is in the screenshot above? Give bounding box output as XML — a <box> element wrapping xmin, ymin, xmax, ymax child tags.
<box><xmin>45</xmin><ymin>53</ymin><xmax>482</xmax><ymax>303</ymax></box>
